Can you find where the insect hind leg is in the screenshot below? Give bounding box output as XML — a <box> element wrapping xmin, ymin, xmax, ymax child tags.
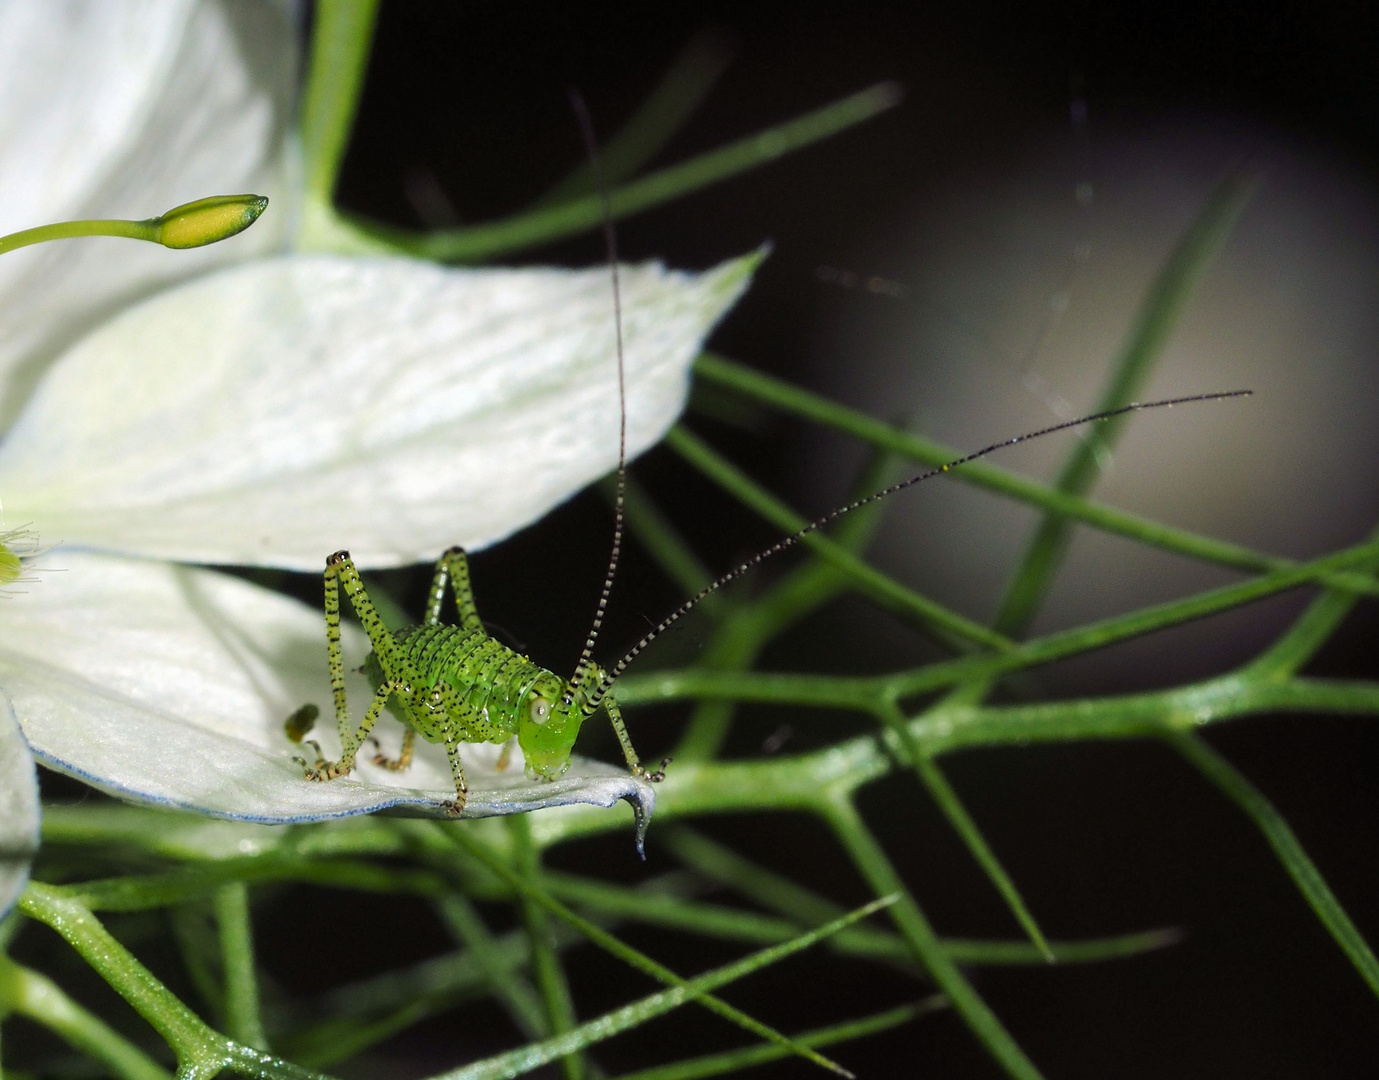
<box><xmin>426</xmin><ymin>546</ymin><xmax>482</xmax><ymax>631</ymax></box>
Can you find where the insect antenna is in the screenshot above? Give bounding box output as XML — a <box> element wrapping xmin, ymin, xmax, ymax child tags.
<box><xmin>564</xmin><ymin>90</ymin><xmax>627</xmax><ymax>707</ymax></box>
<box><xmin>584</xmin><ymin>388</ymin><xmax>1251</xmax><ymax>709</ymax></box>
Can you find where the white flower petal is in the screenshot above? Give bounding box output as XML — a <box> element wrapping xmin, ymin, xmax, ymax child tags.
<box><xmin>0</xmin><ymin>689</ymin><xmax>39</xmax><ymax>920</ymax></box>
<box><xmin>0</xmin><ymin>0</ymin><xmax>294</xmax><ymax>426</ymax></box>
<box><xmin>0</xmin><ymin>553</ymin><xmax>654</xmax><ymax>845</ymax></box>
<box><xmin>0</xmin><ymin>251</ymin><xmax>758</xmax><ymax>569</ymax></box>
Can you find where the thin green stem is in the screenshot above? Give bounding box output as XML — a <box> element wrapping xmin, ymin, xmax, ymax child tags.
<box><xmin>1168</xmin><ymin>730</ymin><xmax>1379</xmax><ymax>999</ymax></box>
<box><xmin>507</xmin><ymin>816</ymin><xmax>583</xmax><ymax>1080</ymax></box>
<box><xmin>610</xmin><ymin>536</ymin><xmax>1379</xmax><ymax>718</ymax></box>
<box><xmin>0</xmin><ymin>954</ymin><xmax>171</xmax><ymax>1080</ymax></box>
<box><xmin>883</xmin><ymin>536</ymin><xmax>1379</xmax><ymax>702</ymax></box>
<box><xmin>436</xmin><ymin>894</ymin><xmax>549</xmax><ymax>1039</ymax></box>
<box><xmin>69</xmin><ymin>857</ymin><xmax>445</xmax><ymax>911</ymax></box>
<box><xmin>0</xmin><ymin>218</ymin><xmax>156</xmax><ymax>254</ymax></box>
<box><xmin>823</xmin><ymin>795</ymin><xmax>1044</xmax><ymax>1080</ymax></box>
<box><xmin>909</xmin><ymin>751</ymin><xmax>1052</xmax><ymax>961</ymax></box>
<box><xmin>993</xmin><ymin>172</ymin><xmax>1257</xmax><ymax>636</ymax></box>
<box><xmin>353</xmin><ymin>83</ymin><xmax>902</xmax><ymax>263</ymax></box>
<box><xmin>16</xmin><ymin>882</ymin><xmax>331</xmax><ymax>1080</ymax></box>
<box><xmin>214</xmin><ymin>883</ymin><xmax>268</xmax><ymax>1051</ymax></box>
<box><xmin>676</xmin><ymin>443</ymin><xmax>906</xmax><ymax>760</ymax></box>
<box><xmin>298</xmin><ymin>0</ymin><xmax>380</xmax><ymax>207</ymax></box>
<box><xmin>422</xmin><ymin>896</ymin><xmax>896</xmax><ymax>1080</ymax></box>
<box><xmin>606</xmin><ymin>998</ymin><xmax>944</xmax><ymax>1080</ymax></box>
<box><xmin>665</xmin><ymin>424</ymin><xmax>1012</xmax><ymax>652</ymax></box>
<box><xmin>543</xmin><ymin>867</ymin><xmax>1174</xmax><ymax>969</ymax></box>
<box><xmin>692</xmin><ymin>354</ymin><xmax>1379</xmax><ymax>599</ymax></box>
<box><xmin>428</xmin><ymin>823</ymin><xmax>856</xmax><ymax>1078</ymax></box>
<box><xmin>535</xmin><ymin>675</ymin><xmax>1379</xmax><ymax>852</ymax></box>
<box><xmin>535</xmin><ymin>30</ymin><xmax>736</xmax><ymax>207</ymax></box>
<box><xmin>1244</xmin><ymin>522</ymin><xmax>1379</xmax><ymax>680</ymax></box>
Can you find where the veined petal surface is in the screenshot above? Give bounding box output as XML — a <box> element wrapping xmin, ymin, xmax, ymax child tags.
<box><xmin>0</xmin><ymin>252</ymin><xmax>758</xmax><ymax>569</ymax></box>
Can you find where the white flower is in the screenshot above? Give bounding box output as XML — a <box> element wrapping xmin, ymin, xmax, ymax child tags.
<box><xmin>0</xmin><ymin>0</ymin><xmax>756</xmax><ymax>856</ymax></box>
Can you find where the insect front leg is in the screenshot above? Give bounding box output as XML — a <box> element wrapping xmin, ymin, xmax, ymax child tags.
<box><xmin>296</xmin><ymin>550</ymin><xmax>414</xmax><ymax>783</ymax></box>
<box><xmin>426</xmin><ymin>546</ymin><xmax>482</xmax><ymax>631</ymax></box>
<box><xmin>603</xmin><ymin>695</ymin><xmax>670</xmax><ymax>782</ymax></box>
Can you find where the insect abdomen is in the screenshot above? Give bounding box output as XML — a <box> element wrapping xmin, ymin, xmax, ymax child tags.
<box><xmin>391</xmin><ymin>624</ymin><xmax>542</xmax><ymax>744</ymax></box>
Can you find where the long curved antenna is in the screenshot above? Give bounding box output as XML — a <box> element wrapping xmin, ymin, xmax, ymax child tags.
<box><xmin>585</xmin><ymin>389</ymin><xmax>1251</xmax><ymax>709</ymax></box>
<box><xmin>564</xmin><ymin>90</ymin><xmax>627</xmax><ymax>705</ymax></box>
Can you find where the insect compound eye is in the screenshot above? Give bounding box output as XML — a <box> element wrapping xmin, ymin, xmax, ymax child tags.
<box><xmin>529</xmin><ymin>697</ymin><xmax>551</xmax><ymax>725</ymax></box>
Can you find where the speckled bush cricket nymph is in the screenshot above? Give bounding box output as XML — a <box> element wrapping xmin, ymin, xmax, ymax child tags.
<box><xmin>283</xmin><ymin>105</ymin><xmax>1249</xmax><ymax>820</ymax></box>
<box><xmin>284</xmin><ymin>381</ymin><xmax>1248</xmax><ymax>818</ymax></box>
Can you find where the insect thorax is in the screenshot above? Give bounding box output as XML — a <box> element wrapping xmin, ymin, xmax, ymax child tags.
<box><xmin>366</xmin><ymin>623</ymin><xmax>592</xmax><ymax>778</ymax></box>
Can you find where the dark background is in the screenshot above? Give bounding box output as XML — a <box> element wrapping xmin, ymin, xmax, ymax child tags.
<box><xmin>324</xmin><ymin>3</ymin><xmax>1379</xmax><ymax>1077</ymax></box>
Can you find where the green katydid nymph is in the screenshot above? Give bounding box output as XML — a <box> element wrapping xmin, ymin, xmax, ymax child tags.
<box><xmin>284</xmin><ymin>386</ymin><xmax>1248</xmax><ymax>818</ymax></box>
<box><xmin>284</xmin><ymin>99</ymin><xmax>1249</xmax><ymax>826</ymax></box>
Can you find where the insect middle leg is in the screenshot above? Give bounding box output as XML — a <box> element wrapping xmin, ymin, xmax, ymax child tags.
<box><xmin>298</xmin><ymin>675</ymin><xmax>411</xmax><ymax>781</ymax></box>
<box><xmin>371</xmin><ymin>725</ymin><xmax>416</xmax><ymax>771</ymax></box>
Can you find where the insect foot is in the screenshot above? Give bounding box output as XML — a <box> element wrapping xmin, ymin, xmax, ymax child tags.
<box><xmin>293</xmin><ymin>739</ymin><xmax>356</xmax><ymax>782</ymax></box>
<box><xmin>639</xmin><ymin>756</ymin><xmax>672</xmax><ymax>784</ymax></box>
<box><xmin>441</xmin><ymin>797</ymin><xmax>465</xmax><ymax>818</ymax></box>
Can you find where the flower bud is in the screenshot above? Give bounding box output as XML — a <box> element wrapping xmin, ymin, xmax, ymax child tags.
<box><xmin>154</xmin><ymin>194</ymin><xmax>269</xmax><ymax>249</ymax></box>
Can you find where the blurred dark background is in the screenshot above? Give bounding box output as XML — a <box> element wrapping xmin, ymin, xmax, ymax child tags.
<box><xmin>227</xmin><ymin>2</ymin><xmax>1379</xmax><ymax>1076</ymax></box>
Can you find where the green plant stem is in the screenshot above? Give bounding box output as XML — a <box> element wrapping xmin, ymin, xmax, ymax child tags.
<box><xmin>507</xmin><ymin>816</ymin><xmax>584</xmax><ymax>1080</ymax></box>
<box><xmin>426</xmin><ymin>823</ymin><xmax>856</xmax><ymax>1078</ymax></box>
<box><xmin>533</xmin><ymin>674</ymin><xmax>1379</xmax><ymax>849</ymax></box>
<box><xmin>610</xmin><ymin>536</ymin><xmax>1379</xmax><ymax>716</ymax></box>
<box><xmin>993</xmin><ymin>172</ymin><xmax>1257</xmax><ymax>636</ymax></box>
<box><xmin>1168</xmin><ymin>730</ymin><xmax>1379</xmax><ymax>998</ymax></box>
<box><xmin>422</xmin><ymin>896</ymin><xmax>896</xmax><ymax>1080</ymax></box>
<box><xmin>298</xmin><ymin>0</ymin><xmax>379</xmax><ymax>207</ymax></box>
<box><xmin>69</xmin><ymin>857</ymin><xmax>446</xmax><ymax>911</ymax></box>
<box><xmin>665</xmin><ymin>424</ymin><xmax>1011</xmax><ymax>652</ymax></box>
<box><xmin>691</xmin><ymin>354</ymin><xmax>1379</xmax><ymax>600</ymax></box>
<box><xmin>0</xmin><ymin>218</ymin><xmax>159</xmax><ymax>254</ymax></box>
<box><xmin>606</xmin><ymin>998</ymin><xmax>945</xmax><ymax>1080</ymax></box>
<box><xmin>822</xmin><ymin>795</ymin><xmax>1043</xmax><ymax>1080</ymax></box>
<box><xmin>535</xmin><ymin>30</ymin><xmax>736</xmax><ymax>207</ymax></box>
<box><xmin>214</xmin><ymin>883</ymin><xmax>268</xmax><ymax>1051</ymax></box>
<box><xmin>1244</xmin><ymin>523</ymin><xmax>1379</xmax><ymax>680</ymax></box>
<box><xmin>675</xmin><ymin>444</ymin><xmax>907</xmax><ymax>760</ymax></box>
<box><xmin>170</xmin><ymin>904</ymin><xmax>224</xmax><ymax>1025</ymax></box>
<box><xmin>436</xmin><ymin>894</ymin><xmax>549</xmax><ymax>1039</ymax></box>
<box><xmin>354</xmin><ymin>83</ymin><xmax>902</xmax><ymax>263</ymax></box>
<box><xmin>661</xmin><ymin>825</ymin><xmax>1179</xmax><ymax>965</ymax></box>
<box><xmin>543</xmin><ymin>868</ymin><xmax>1175</xmax><ymax>968</ymax></box>
<box><xmin>16</xmin><ymin>882</ymin><xmax>330</xmax><ymax>1080</ymax></box>
<box><xmin>0</xmin><ymin>953</ymin><xmax>170</xmax><ymax>1080</ymax></box>
<box><xmin>909</xmin><ymin>748</ymin><xmax>1052</xmax><ymax>961</ymax></box>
